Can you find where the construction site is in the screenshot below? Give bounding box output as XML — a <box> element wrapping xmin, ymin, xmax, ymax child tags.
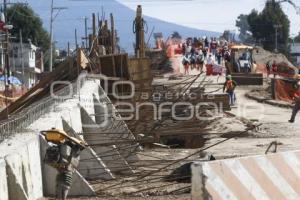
<box><xmin>1</xmin><ymin>0</ymin><xmax>300</xmax><ymax>200</ymax></box>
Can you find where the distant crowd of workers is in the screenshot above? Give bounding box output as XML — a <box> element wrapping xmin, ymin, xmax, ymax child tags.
<box><xmin>180</xmin><ymin>37</ymin><xmax>237</xmax><ymax>105</ymax></box>
<box><xmin>181</xmin><ymin>37</ymin><xmax>231</xmax><ymax>75</ymax></box>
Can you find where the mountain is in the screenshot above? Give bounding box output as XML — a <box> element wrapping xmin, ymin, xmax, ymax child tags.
<box><xmin>27</xmin><ymin>0</ymin><xmax>221</xmax><ymax>54</ymax></box>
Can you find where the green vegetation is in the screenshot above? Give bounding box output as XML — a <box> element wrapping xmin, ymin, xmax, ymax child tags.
<box><xmin>236</xmin><ymin>0</ymin><xmax>290</xmax><ymax>54</ymax></box>
<box><xmin>6</xmin><ymin>3</ymin><xmax>50</xmax><ymax>52</ymax></box>
<box><xmin>236</xmin><ymin>14</ymin><xmax>253</xmax><ymax>43</ymax></box>
<box><xmin>171</xmin><ymin>31</ymin><xmax>182</xmax><ymax>39</ymax></box>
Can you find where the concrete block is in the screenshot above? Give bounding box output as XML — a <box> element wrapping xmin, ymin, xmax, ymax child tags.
<box><xmin>28</xmin><ymin>111</ymin><xmax>64</xmax><ymax>132</ymax></box>
<box><xmin>191</xmin><ymin>162</ymin><xmax>204</xmax><ymax>200</ymax></box>
<box><xmin>79</xmin><ymin>80</ymin><xmax>102</xmax><ymax>123</ymax></box>
<box><xmin>60</xmin><ymin>102</ymin><xmax>83</xmax><ymax>134</ymax></box>
<box><xmin>0</xmin><ymin>133</ymin><xmax>43</xmax><ymax>200</ymax></box>
<box><xmin>62</xmin><ymin>118</ymin><xmax>83</xmax><ymax>140</ymax></box>
<box><xmin>93</xmin><ymin>95</ymin><xmax>107</xmax><ymax>126</ymax></box>
<box><xmin>80</xmin><ymin>106</ymin><xmax>98</xmax><ymax>133</ymax></box>
<box><xmin>5</xmin><ymin>153</ymin><xmax>28</xmax><ymax>200</ymax></box>
<box><xmin>78</xmin><ymin>147</ymin><xmax>115</xmax><ymax>180</ymax></box>
<box><xmin>26</xmin><ymin>135</ymin><xmax>43</xmax><ymax>199</ymax></box>
<box><xmin>0</xmin><ymin>159</ymin><xmax>8</xmax><ymax>200</ymax></box>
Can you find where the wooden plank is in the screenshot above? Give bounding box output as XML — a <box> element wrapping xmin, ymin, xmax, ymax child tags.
<box><xmin>0</xmin><ymin>58</ymin><xmax>77</xmax><ymax>121</ymax></box>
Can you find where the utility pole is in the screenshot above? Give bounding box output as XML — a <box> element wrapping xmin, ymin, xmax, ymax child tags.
<box><xmin>49</xmin><ymin>0</ymin><xmax>54</xmax><ymax>72</ymax></box>
<box><xmin>3</xmin><ymin>0</ymin><xmax>8</xmax><ymax>114</ymax></box>
<box><xmin>274</xmin><ymin>24</ymin><xmax>282</xmax><ymax>53</ymax></box>
<box><xmin>19</xmin><ymin>29</ymin><xmax>24</xmax><ymax>85</ymax></box>
<box><xmin>84</xmin><ymin>17</ymin><xmax>88</xmax><ymax>49</ymax></box>
<box><xmin>67</xmin><ymin>42</ymin><xmax>70</xmax><ymax>57</ymax></box>
<box><xmin>110</xmin><ymin>13</ymin><xmax>115</xmax><ymax>54</ymax></box>
<box><xmin>75</xmin><ymin>29</ymin><xmax>78</xmax><ymax>49</ymax></box>
<box><xmin>3</xmin><ymin>0</ymin><xmax>6</xmax><ymax>12</ymax></box>
<box><xmin>92</xmin><ymin>13</ymin><xmax>96</xmax><ymax>38</ymax></box>
<box><xmin>49</xmin><ymin>0</ymin><xmax>67</xmax><ymax>71</ymax></box>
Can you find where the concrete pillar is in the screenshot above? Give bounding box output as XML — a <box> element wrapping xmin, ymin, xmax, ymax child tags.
<box><xmin>2</xmin><ymin>134</ymin><xmax>43</xmax><ymax>200</ymax></box>
<box><xmin>0</xmin><ymin>159</ymin><xmax>9</xmax><ymax>200</ymax></box>
<box><xmin>5</xmin><ymin>154</ymin><xmax>29</xmax><ymax>200</ymax></box>
<box><xmin>93</xmin><ymin>95</ymin><xmax>107</xmax><ymax>126</ymax></box>
<box><xmin>60</xmin><ymin>103</ymin><xmax>83</xmax><ymax>134</ymax></box>
<box><xmin>191</xmin><ymin>162</ymin><xmax>204</xmax><ymax>200</ymax></box>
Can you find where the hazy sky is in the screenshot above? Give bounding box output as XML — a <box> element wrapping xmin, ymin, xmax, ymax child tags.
<box><xmin>117</xmin><ymin>0</ymin><xmax>300</xmax><ymax>36</ymax></box>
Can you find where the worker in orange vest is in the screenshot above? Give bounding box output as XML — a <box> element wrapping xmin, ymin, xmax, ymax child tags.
<box><xmin>223</xmin><ymin>75</ymin><xmax>237</xmax><ymax>106</ymax></box>
<box><xmin>289</xmin><ymin>91</ymin><xmax>300</xmax><ymax>123</ymax></box>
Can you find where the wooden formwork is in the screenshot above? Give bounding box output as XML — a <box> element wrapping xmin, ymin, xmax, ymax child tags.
<box><xmin>128</xmin><ymin>58</ymin><xmax>151</xmax><ymax>79</ymax></box>
<box><xmin>92</xmin><ymin>53</ymin><xmax>129</xmax><ymax>78</ymax></box>
<box><xmin>0</xmin><ymin>58</ymin><xmax>78</xmax><ymax>121</ymax></box>
<box><xmin>232</xmin><ymin>73</ymin><xmax>263</xmax><ymax>85</ymax></box>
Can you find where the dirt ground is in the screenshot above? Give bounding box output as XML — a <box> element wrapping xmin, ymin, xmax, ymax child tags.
<box><xmin>48</xmin><ymin>55</ymin><xmax>300</xmax><ymax>200</ymax></box>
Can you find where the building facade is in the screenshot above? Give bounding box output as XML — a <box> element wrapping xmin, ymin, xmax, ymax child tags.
<box><xmin>290</xmin><ymin>43</ymin><xmax>300</xmax><ymax>65</ymax></box>
<box><xmin>10</xmin><ymin>42</ymin><xmax>44</xmax><ymax>89</ymax></box>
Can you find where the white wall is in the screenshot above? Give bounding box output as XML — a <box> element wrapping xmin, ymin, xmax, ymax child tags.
<box><xmin>291</xmin><ymin>43</ymin><xmax>300</xmax><ymax>54</ymax></box>
<box><xmin>0</xmin><ymin>133</ymin><xmax>43</xmax><ymax>200</ymax></box>
<box><xmin>290</xmin><ymin>43</ymin><xmax>300</xmax><ymax>65</ymax></box>
<box><xmin>11</xmin><ymin>43</ymin><xmax>37</xmax><ymax>69</ymax></box>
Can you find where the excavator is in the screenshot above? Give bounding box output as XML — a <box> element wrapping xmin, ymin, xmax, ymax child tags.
<box><xmin>227</xmin><ymin>45</ymin><xmax>264</xmax><ymax>85</ymax></box>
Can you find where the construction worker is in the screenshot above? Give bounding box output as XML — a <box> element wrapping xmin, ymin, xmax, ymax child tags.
<box><xmin>182</xmin><ymin>54</ymin><xmax>190</xmax><ymax>75</ymax></box>
<box><xmin>272</xmin><ymin>60</ymin><xmax>278</xmax><ymax>78</ymax></box>
<box><xmin>266</xmin><ymin>60</ymin><xmax>271</xmax><ymax>77</ymax></box>
<box><xmin>42</xmin><ymin>129</ymin><xmax>86</xmax><ymax>200</ymax></box>
<box><xmin>289</xmin><ymin>91</ymin><xmax>300</xmax><ymax>123</ymax></box>
<box><xmin>223</xmin><ymin>75</ymin><xmax>237</xmax><ymax>106</ymax></box>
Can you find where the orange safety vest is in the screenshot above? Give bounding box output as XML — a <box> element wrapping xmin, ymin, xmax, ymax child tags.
<box><xmin>226</xmin><ymin>80</ymin><xmax>234</xmax><ymax>91</ymax></box>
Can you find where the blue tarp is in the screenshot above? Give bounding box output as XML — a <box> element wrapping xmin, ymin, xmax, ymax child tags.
<box><xmin>0</xmin><ymin>75</ymin><xmax>22</xmax><ymax>85</ymax></box>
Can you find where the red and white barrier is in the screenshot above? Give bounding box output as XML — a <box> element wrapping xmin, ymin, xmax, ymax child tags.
<box><xmin>192</xmin><ymin>150</ymin><xmax>300</xmax><ymax>200</ymax></box>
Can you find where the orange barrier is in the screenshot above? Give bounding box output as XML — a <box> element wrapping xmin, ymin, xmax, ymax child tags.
<box><xmin>206</xmin><ymin>64</ymin><xmax>213</xmax><ymax>76</ymax></box>
<box><xmin>275</xmin><ymin>79</ymin><xmax>300</xmax><ymax>103</ymax></box>
<box><xmin>166</xmin><ymin>45</ymin><xmax>175</xmax><ymax>58</ymax></box>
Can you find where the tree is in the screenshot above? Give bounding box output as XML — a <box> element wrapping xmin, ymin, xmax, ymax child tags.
<box><xmin>294</xmin><ymin>32</ymin><xmax>300</xmax><ymax>43</ymax></box>
<box><xmin>247</xmin><ymin>1</ymin><xmax>290</xmax><ymax>54</ymax></box>
<box><xmin>171</xmin><ymin>31</ymin><xmax>182</xmax><ymax>39</ymax></box>
<box><xmin>6</xmin><ymin>4</ymin><xmax>50</xmax><ymax>52</ymax></box>
<box><xmin>236</xmin><ymin>14</ymin><xmax>252</xmax><ymax>42</ymax></box>
<box><xmin>222</xmin><ymin>30</ymin><xmax>235</xmax><ymax>42</ymax></box>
